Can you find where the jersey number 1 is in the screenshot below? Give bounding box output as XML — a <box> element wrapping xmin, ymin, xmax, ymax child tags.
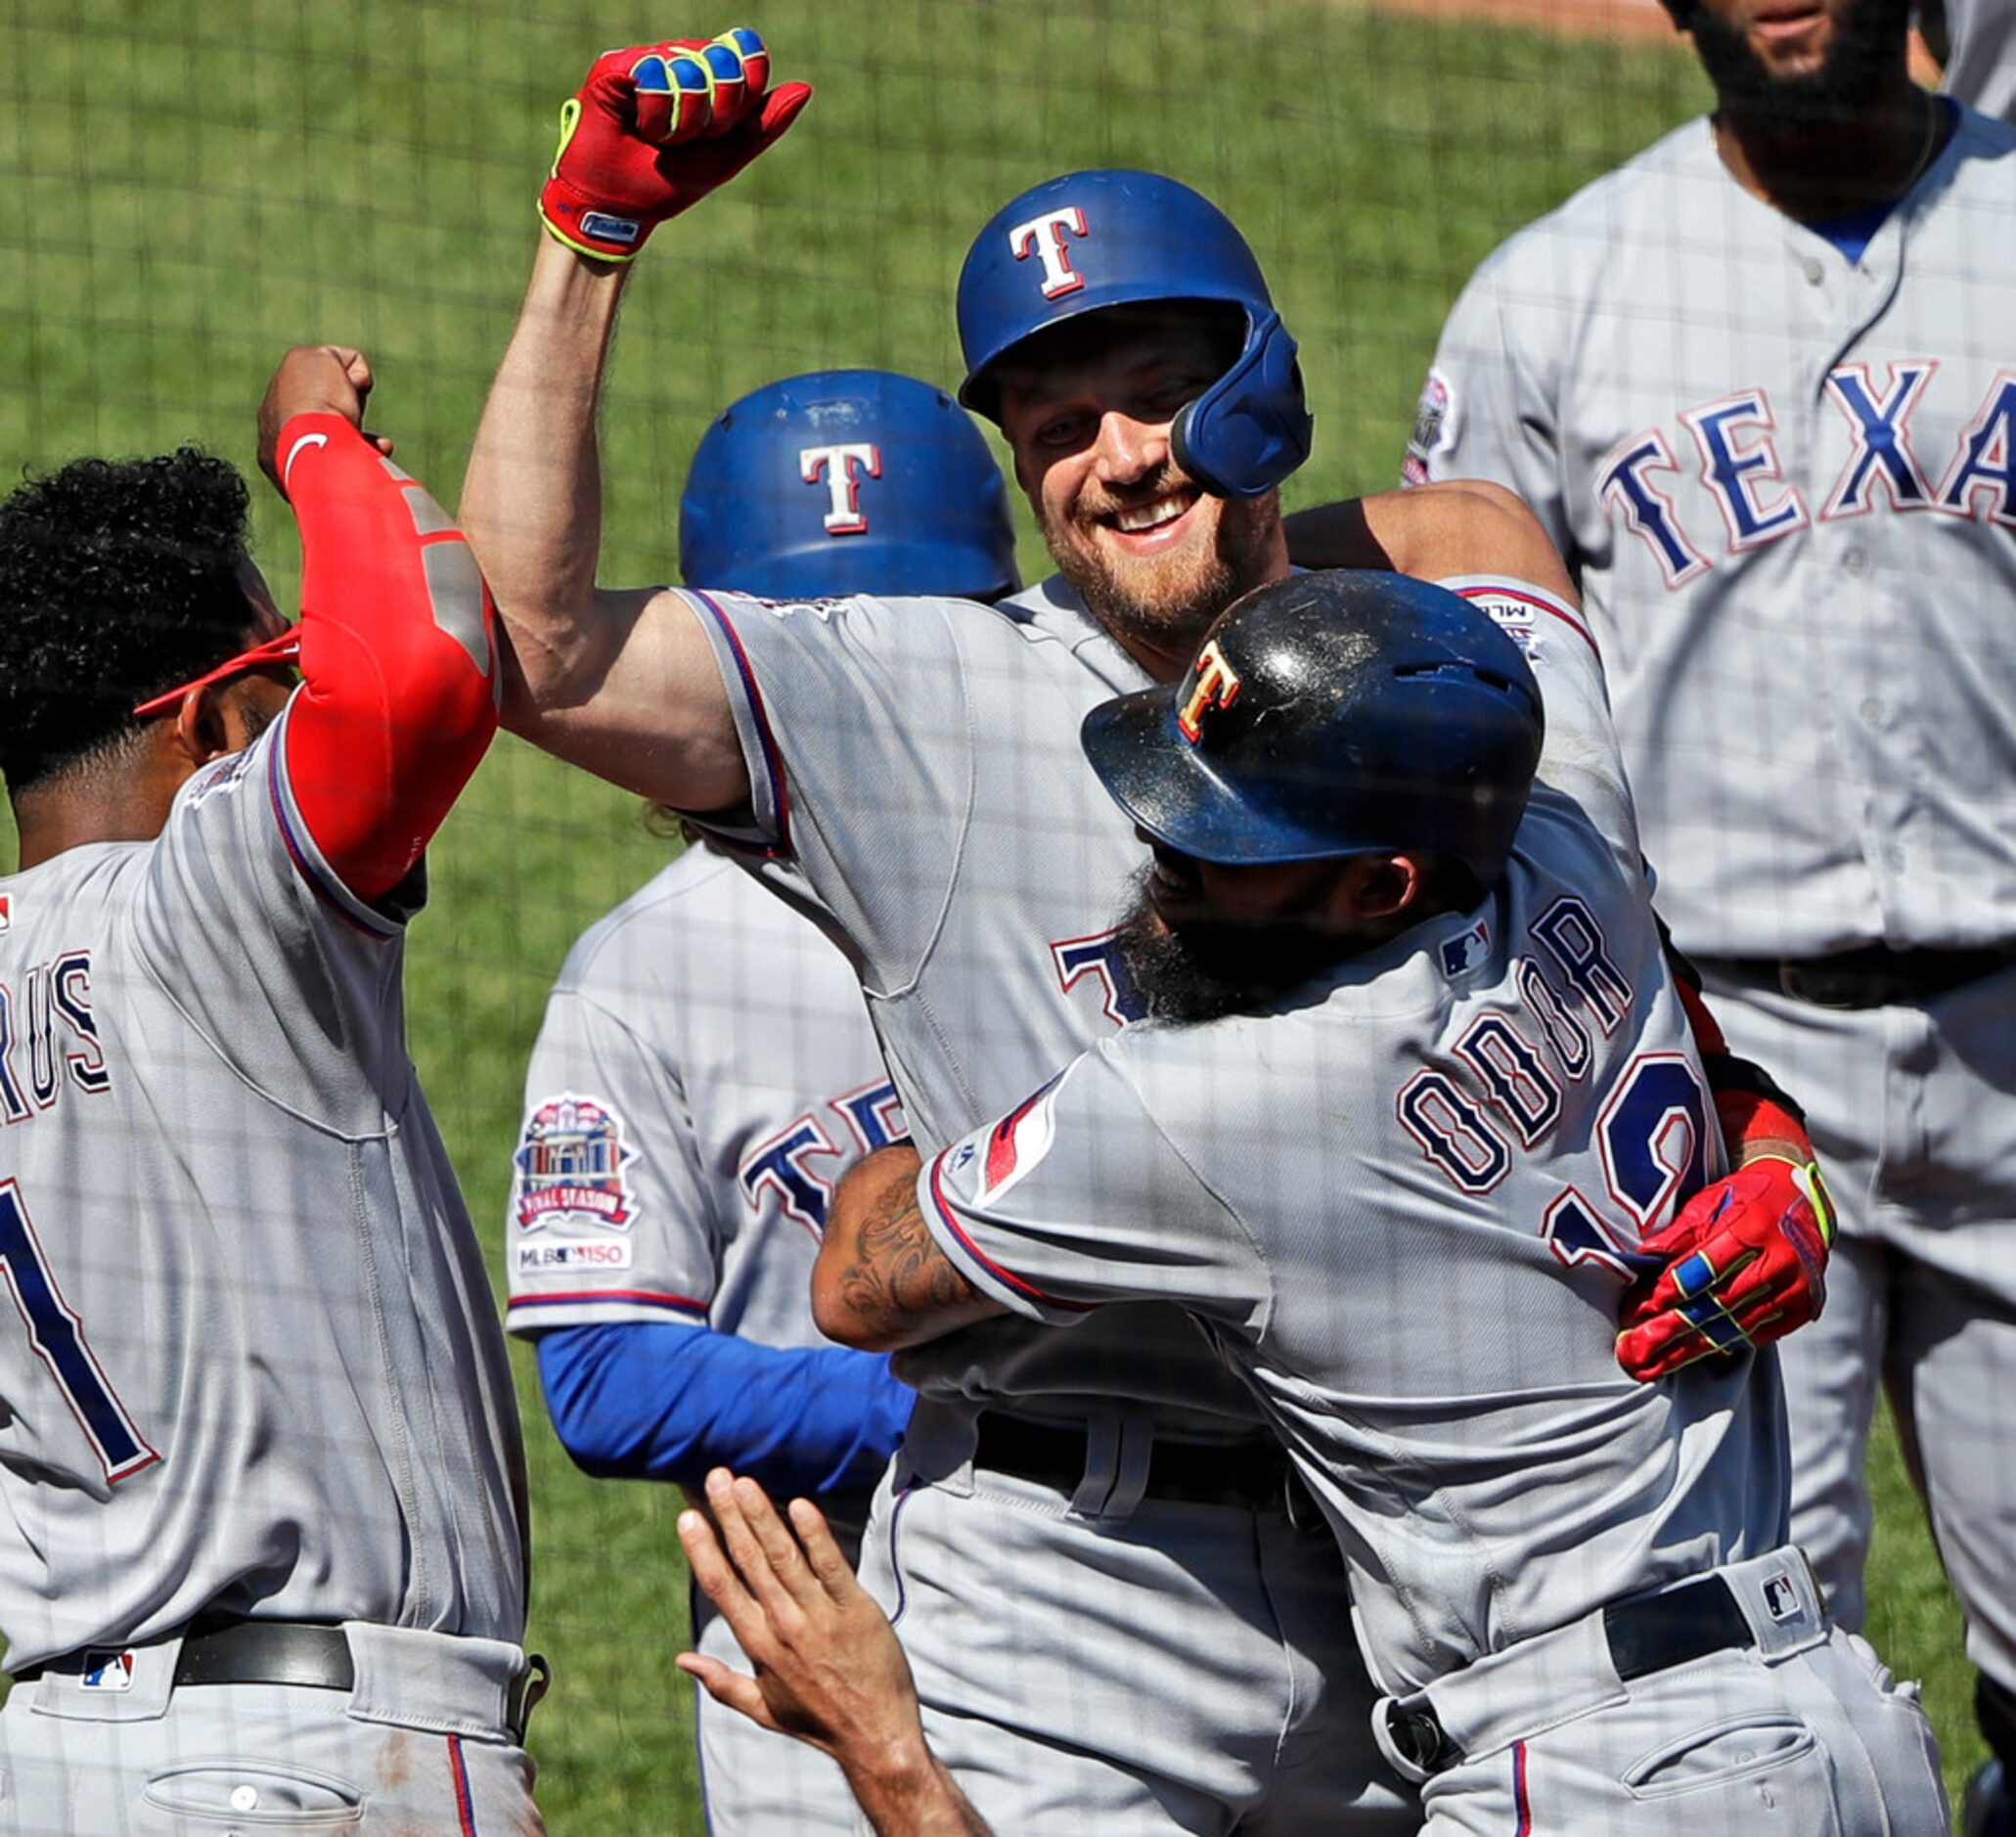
<box><xmin>0</xmin><ymin>1181</ymin><xmax>158</xmax><ymax>1483</ymax></box>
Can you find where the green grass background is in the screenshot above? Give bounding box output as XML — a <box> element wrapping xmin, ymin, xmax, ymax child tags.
<box><xmin>0</xmin><ymin>0</ymin><xmax>1984</xmax><ymax>1824</ymax></box>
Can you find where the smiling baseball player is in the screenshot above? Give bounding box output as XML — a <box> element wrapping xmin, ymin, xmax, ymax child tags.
<box><xmin>812</xmin><ymin>568</ymin><xmax>1947</xmax><ymax>1835</ymax></box>
<box><xmin>506</xmin><ymin>366</ymin><xmax>1017</xmax><ymax>1835</ymax></box>
<box><xmin>462</xmin><ymin>33</ymin><xmax>1834</xmax><ymax>1828</ymax></box>
<box><xmin>0</xmin><ymin>347</ymin><xmax>540</xmax><ymax>1831</ymax></box>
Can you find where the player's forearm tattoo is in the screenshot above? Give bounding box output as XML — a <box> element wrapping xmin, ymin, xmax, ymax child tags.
<box><xmin>838</xmin><ymin>1175</ymin><xmax>977</xmax><ymax>1340</ymax></box>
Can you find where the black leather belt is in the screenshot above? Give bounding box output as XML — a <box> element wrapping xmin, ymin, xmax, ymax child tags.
<box><xmin>971</xmin><ymin>1411</ymin><xmax>1319</xmax><ymax>1524</ymax></box>
<box><xmin>19</xmin><ymin>1620</ymin><xmax>545</xmax><ymax>1743</ymax></box>
<box><xmin>1383</xmin><ymin>1573</ymin><xmax>1758</xmax><ymax>1778</ymax></box>
<box><xmin>1715</xmin><ymin>943</ymin><xmax>2016</xmax><ymax>1009</ymax></box>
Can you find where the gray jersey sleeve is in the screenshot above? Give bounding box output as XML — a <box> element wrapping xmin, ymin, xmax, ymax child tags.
<box><xmin>683</xmin><ymin>588</ymin><xmax>974</xmax><ymax>993</ymax></box>
<box><xmin>919</xmin><ymin>1048</ymin><xmax>1273</xmax><ymax>1335</ymax></box>
<box><xmin>1407</xmin><ymin>259</ymin><xmax>1571</xmax><ymax>556</ymax></box>
<box><xmin>131</xmin><ymin>702</ymin><xmax>411</xmax><ymax>1134</ymax></box>
<box><xmin>505</xmin><ymin>984</ymin><xmax>716</xmax><ymax>1332</ymax></box>
<box><xmin>1440</xmin><ymin>575</ymin><xmax>1643</xmax><ymax>876</ymax></box>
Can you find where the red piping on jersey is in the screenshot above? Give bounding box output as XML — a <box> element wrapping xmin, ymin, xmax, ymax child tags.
<box><xmin>687</xmin><ymin>590</ymin><xmax>792</xmax><ymax>856</ymax></box>
<box><xmin>1456</xmin><ymin>581</ymin><xmax>1600</xmax><ymax>660</ymax></box>
<box><xmin>1511</xmin><ymin>1738</ymin><xmax>1532</xmax><ymax>1835</ymax></box>
<box><xmin>507</xmin><ymin>1288</ymin><xmax>710</xmax><ymax>1319</ymax></box>
<box><xmin>925</xmin><ymin>1150</ymin><xmax>1096</xmax><ymax>1314</ymax></box>
<box><xmin>447</xmin><ymin>1732</ymin><xmax>478</xmax><ymax>1835</ymax></box>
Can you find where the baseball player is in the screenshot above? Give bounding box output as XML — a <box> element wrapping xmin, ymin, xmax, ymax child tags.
<box><xmin>506</xmin><ymin>367</ymin><xmax>1017</xmax><ymax>1834</ymax></box>
<box><xmin>1360</xmin><ymin>0</ymin><xmax>2016</xmax><ymax>1825</ymax></box>
<box><xmin>812</xmin><ymin>568</ymin><xmax>1949</xmax><ymax>1836</ymax></box>
<box><xmin>1920</xmin><ymin>0</ymin><xmax>2016</xmax><ymax>118</ymax></box>
<box><xmin>461</xmin><ymin>35</ymin><xmax>1826</xmax><ymax>1828</ymax></box>
<box><xmin>0</xmin><ymin>346</ymin><xmax>541</xmax><ymax>1831</ymax></box>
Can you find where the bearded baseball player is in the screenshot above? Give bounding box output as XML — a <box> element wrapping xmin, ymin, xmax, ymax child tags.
<box><xmin>1333</xmin><ymin>1</ymin><xmax>2016</xmax><ymax>1825</ymax></box>
<box><xmin>0</xmin><ymin>347</ymin><xmax>542</xmax><ymax>1831</ymax></box>
<box><xmin>812</xmin><ymin>568</ymin><xmax>1948</xmax><ymax>1836</ymax></box>
<box><xmin>462</xmin><ymin>32</ymin><xmax>1829</xmax><ymax>1828</ymax></box>
<box><xmin>507</xmin><ymin>367</ymin><xmax>1016</xmax><ymax>1834</ymax></box>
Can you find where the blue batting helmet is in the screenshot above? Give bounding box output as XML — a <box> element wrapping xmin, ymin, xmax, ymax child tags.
<box><xmin>679</xmin><ymin>370</ymin><xmax>1020</xmax><ymax>602</ymax></box>
<box><xmin>956</xmin><ymin>169</ymin><xmax>1313</xmax><ymax>501</ymax></box>
<box><xmin>1081</xmin><ymin>570</ymin><xmax>1545</xmax><ymax>882</ymax></box>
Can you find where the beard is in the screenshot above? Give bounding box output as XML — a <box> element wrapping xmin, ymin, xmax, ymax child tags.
<box><xmin>1111</xmin><ymin>870</ymin><xmax>1348</xmax><ymax>1026</ymax></box>
<box><xmin>1042</xmin><ymin>470</ymin><xmax>1282</xmax><ymax>658</ymax></box>
<box><xmin>1688</xmin><ymin>0</ymin><xmax>1911</xmax><ymax>125</ymax></box>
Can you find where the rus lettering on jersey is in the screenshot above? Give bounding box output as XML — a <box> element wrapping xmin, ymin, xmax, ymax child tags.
<box><xmin>1178</xmin><ymin>640</ymin><xmax>1241</xmax><ymax>743</ymax></box>
<box><xmin>1602</xmin><ymin>366</ymin><xmax>2016</xmax><ymax>579</ymax></box>
<box><xmin>799</xmin><ymin>443</ymin><xmax>882</xmax><ymax>535</ymax></box>
<box><xmin>0</xmin><ymin>953</ymin><xmax>112</xmax><ymax>1123</ymax></box>
<box><xmin>1008</xmin><ymin>205</ymin><xmax>1089</xmax><ymax>299</ymax></box>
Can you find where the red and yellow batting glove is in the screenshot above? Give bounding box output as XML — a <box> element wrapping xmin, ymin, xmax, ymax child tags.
<box><xmin>1615</xmin><ymin>1092</ymin><xmax>1838</xmax><ymax>1382</ymax></box>
<box><xmin>538</xmin><ymin>28</ymin><xmax>812</xmax><ymax>262</ymax></box>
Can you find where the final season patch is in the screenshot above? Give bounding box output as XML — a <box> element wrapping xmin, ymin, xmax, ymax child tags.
<box><xmin>1402</xmin><ymin>369</ymin><xmax>1454</xmax><ymax>487</ymax></box>
<box><xmin>514</xmin><ymin>1093</ymin><xmax>640</xmax><ymax>1231</ymax></box>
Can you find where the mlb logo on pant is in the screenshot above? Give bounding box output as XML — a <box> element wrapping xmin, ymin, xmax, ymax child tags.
<box><xmin>1762</xmin><ymin>1573</ymin><xmax>1805</xmax><ymax>1625</ymax></box>
<box><xmin>80</xmin><ymin>1649</ymin><xmax>134</xmax><ymax>1691</ymax></box>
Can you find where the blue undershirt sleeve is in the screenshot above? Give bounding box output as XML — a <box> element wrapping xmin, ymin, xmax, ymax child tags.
<box><xmin>534</xmin><ymin>1319</ymin><xmax>916</xmax><ymax>1498</ymax></box>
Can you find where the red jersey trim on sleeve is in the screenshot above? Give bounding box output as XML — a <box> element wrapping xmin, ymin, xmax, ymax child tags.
<box><xmin>925</xmin><ymin>1150</ymin><xmax>1097</xmax><ymax>1315</ymax></box>
<box><xmin>506</xmin><ymin>1289</ymin><xmax>710</xmax><ymax>1322</ymax></box>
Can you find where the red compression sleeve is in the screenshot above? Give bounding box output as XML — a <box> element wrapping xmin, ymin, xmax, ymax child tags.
<box><xmin>278</xmin><ymin>414</ymin><xmax>500</xmax><ymax>904</ymax></box>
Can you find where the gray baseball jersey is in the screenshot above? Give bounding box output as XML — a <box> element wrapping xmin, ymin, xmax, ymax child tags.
<box><xmin>1938</xmin><ymin>0</ymin><xmax>2016</xmax><ymax>119</ymax></box>
<box><xmin>1407</xmin><ymin>97</ymin><xmax>2016</xmax><ymax>1739</ymax></box>
<box><xmin>0</xmin><ymin>708</ymin><xmax>527</xmax><ymax>1673</ymax></box>
<box><xmin>689</xmin><ymin>577</ymin><xmax>1262</xmax><ymax>1433</ymax></box>
<box><xmin>919</xmin><ymin>587</ymin><xmax>1787</xmax><ymax>1694</ymax></box>
<box><xmin>1408</xmin><ymin>105</ymin><xmax>2016</xmax><ymax>962</ymax></box>
<box><xmin>504</xmin><ymin>842</ymin><xmax>903</xmax><ymax>1342</ymax></box>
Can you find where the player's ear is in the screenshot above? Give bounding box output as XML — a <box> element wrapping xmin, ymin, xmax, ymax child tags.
<box><xmin>1341</xmin><ymin>853</ymin><xmax>1423</xmax><ymax>922</ymax></box>
<box><xmin>170</xmin><ymin>684</ymin><xmax>236</xmax><ymax>768</ymax></box>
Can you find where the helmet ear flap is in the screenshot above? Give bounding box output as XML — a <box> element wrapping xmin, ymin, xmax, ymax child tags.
<box><xmin>1170</xmin><ymin>311</ymin><xmax>1314</xmax><ymax>500</ymax></box>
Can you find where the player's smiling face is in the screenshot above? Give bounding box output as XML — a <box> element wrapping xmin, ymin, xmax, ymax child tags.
<box><xmin>995</xmin><ymin>308</ymin><xmax>1286</xmax><ymax>680</ymax></box>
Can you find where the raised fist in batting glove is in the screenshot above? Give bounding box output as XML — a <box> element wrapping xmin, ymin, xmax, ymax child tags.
<box><xmin>1615</xmin><ymin>1153</ymin><xmax>1837</xmax><ymax>1382</ymax></box>
<box><xmin>540</xmin><ymin>27</ymin><xmax>812</xmax><ymax>261</ymax></box>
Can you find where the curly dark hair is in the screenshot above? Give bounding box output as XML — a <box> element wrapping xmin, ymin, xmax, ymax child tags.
<box><xmin>0</xmin><ymin>446</ymin><xmax>259</xmax><ymax>792</ymax></box>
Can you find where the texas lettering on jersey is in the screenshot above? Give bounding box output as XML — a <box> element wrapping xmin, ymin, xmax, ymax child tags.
<box><xmin>1595</xmin><ymin>364</ymin><xmax>2016</xmax><ymax>586</ymax></box>
<box><xmin>738</xmin><ymin>1076</ymin><xmax>906</xmax><ymax>1238</ymax></box>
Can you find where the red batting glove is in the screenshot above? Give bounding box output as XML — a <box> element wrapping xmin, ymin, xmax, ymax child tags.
<box><xmin>1615</xmin><ymin>1151</ymin><xmax>1837</xmax><ymax>1381</ymax></box>
<box><xmin>538</xmin><ymin>27</ymin><xmax>812</xmax><ymax>261</ymax></box>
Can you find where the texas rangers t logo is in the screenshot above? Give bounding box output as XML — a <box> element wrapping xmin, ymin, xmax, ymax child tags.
<box><xmin>799</xmin><ymin>442</ymin><xmax>882</xmax><ymax>535</ymax></box>
<box><xmin>1008</xmin><ymin>206</ymin><xmax>1089</xmax><ymax>299</ymax></box>
<box><xmin>1178</xmin><ymin>640</ymin><xmax>1241</xmax><ymax>741</ymax></box>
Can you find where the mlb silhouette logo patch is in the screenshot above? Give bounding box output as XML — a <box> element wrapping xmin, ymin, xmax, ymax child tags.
<box><xmin>1439</xmin><ymin>918</ymin><xmax>1491</xmax><ymax>978</ymax></box>
<box><xmin>1762</xmin><ymin>1572</ymin><xmax>1806</xmax><ymax>1624</ymax></box>
<box><xmin>80</xmin><ymin>1649</ymin><xmax>135</xmax><ymax>1691</ymax></box>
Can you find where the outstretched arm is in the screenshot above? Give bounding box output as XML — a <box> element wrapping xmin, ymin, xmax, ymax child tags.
<box><xmin>258</xmin><ymin>345</ymin><xmax>499</xmax><ymax>905</ymax></box>
<box><xmin>459</xmin><ymin>31</ymin><xmax>809</xmax><ymax>812</ymax></box>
